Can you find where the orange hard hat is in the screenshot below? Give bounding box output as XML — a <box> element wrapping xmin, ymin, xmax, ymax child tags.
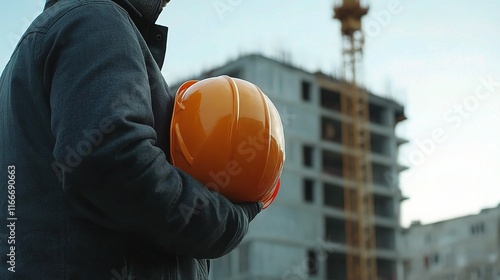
<box><xmin>170</xmin><ymin>75</ymin><xmax>285</xmax><ymax>209</ymax></box>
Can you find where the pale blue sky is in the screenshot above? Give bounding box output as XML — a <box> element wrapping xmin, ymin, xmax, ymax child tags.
<box><xmin>2</xmin><ymin>0</ymin><xmax>500</xmax><ymax>227</ymax></box>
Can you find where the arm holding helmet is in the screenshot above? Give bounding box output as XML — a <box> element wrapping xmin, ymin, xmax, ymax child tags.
<box><xmin>46</xmin><ymin>3</ymin><xmax>259</xmax><ymax>259</ymax></box>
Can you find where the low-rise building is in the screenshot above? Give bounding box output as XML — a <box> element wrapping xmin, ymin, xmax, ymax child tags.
<box><xmin>403</xmin><ymin>205</ymin><xmax>500</xmax><ymax>280</ymax></box>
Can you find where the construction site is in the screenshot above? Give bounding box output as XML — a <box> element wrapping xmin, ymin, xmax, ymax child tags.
<box><xmin>169</xmin><ymin>1</ymin><xmax>408</xmax><ymax>279</ymax></box>
<box><xmin>190</xmin><ymin>53</ymin><xmax>407</xmax><ymax>280</ymax></box>
<box><xmin>1</xmin><ymin>0</ymin><xmax>498</xmax><ymax>279</ymax></box>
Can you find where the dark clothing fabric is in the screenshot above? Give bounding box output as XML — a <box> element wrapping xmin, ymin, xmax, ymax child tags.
<box><xmin>0</xmin><ymin>0</ymin><xmax>259</xmax><ymax>279</ymax></box>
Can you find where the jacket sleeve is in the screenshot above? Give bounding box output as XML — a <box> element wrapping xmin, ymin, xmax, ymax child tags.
<box><xmin>44</xmin><ymin>2</ymin><xmax>253</xmax><ymax>259</ymax></box>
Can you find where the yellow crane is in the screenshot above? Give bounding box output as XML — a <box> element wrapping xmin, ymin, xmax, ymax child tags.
<box><xmin>333</xmin><ymin>0</ymin><xmax>377</xmax><ymax>279</ymax></box>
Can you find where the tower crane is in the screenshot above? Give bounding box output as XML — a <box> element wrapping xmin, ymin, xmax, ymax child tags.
<box><xmin>333</xmin><ymin>0</ymin><xmax>378</xmax><ymax>279</ymax></box>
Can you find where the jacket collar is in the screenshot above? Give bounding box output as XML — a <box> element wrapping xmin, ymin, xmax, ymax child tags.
<box><xmin>44</xmin><ymin>0</ymin><xmax>57</xmax><ymax>9</ymax></box>
<box><xmin>113</xmin><ymin>0</ymin><xmax>163</xmax><ymax>26</ymax></box>
<box><xmin>114</xmin><ymin>0</ymin><xmax>168</xmax><ymax>69</ymax></box>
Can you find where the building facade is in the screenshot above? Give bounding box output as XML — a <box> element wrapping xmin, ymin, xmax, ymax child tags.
<box><xmin>171</xmin><ymin>54</ymin><xmax>407</xmax><ymax>280</ymax></box>
<box><xmin>402</xmin><ymin>205</ymin><xmax>500</xmax><ymax>280</ymax></box>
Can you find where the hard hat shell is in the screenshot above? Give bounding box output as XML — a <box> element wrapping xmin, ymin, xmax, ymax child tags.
<box><xmin>170</xmin><ymin>75</ymin><xmax>285</xmax><ymax>209</ymax></box>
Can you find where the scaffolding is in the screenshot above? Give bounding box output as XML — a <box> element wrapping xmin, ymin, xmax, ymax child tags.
<box><xmin>334</xmin><ymin>1</ymin><xmax>378</xmax><ymax>279</ymax></box>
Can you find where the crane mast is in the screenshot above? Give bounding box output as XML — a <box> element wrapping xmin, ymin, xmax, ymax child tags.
<box><xmin>333</xmin><ymin>0</ymin><xmax>377</xmax><ymax>279</ymax></box>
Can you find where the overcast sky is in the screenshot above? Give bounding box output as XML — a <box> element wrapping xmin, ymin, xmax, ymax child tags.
<box><xmin>2</xmin><ymin>0</ymin><xmax>500</xmax><ymax>227</ymax></box>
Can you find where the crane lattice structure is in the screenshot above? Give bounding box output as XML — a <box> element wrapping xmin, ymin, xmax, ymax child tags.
<box><xmin>333</xmin><ymin>0</ymin><xmax>377</xmax><ymax>279</ymax></box>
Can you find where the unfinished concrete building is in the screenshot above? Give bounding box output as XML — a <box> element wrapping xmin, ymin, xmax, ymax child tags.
<box><xmin>171</xmin><ymin>53</ymin><xmax>407</xmax><ymax>280</ymax></box>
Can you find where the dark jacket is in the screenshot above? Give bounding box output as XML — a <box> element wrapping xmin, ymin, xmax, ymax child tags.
<box><xmin>0</xmin><ymin>0</ymin><xmax>260</xmax><ymax>279</ymax></box>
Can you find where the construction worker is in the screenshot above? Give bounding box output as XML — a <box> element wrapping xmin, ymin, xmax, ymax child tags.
<box><xmin>0</xmin><ymin>0</ymin><xmax>262</xmax><ymax>279</ymax></box>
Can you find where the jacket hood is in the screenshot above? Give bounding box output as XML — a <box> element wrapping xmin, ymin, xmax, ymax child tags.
<box><xmin>45</xmin><ymin>0</ymin><xmax>164</xmax><ymax>25</ymax></box>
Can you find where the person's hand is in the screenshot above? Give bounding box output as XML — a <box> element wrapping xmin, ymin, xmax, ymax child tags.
<box><xmin>235</xmin><ymin>202</ymin><xmax>263</xmax><ymax>222</ymax></box>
